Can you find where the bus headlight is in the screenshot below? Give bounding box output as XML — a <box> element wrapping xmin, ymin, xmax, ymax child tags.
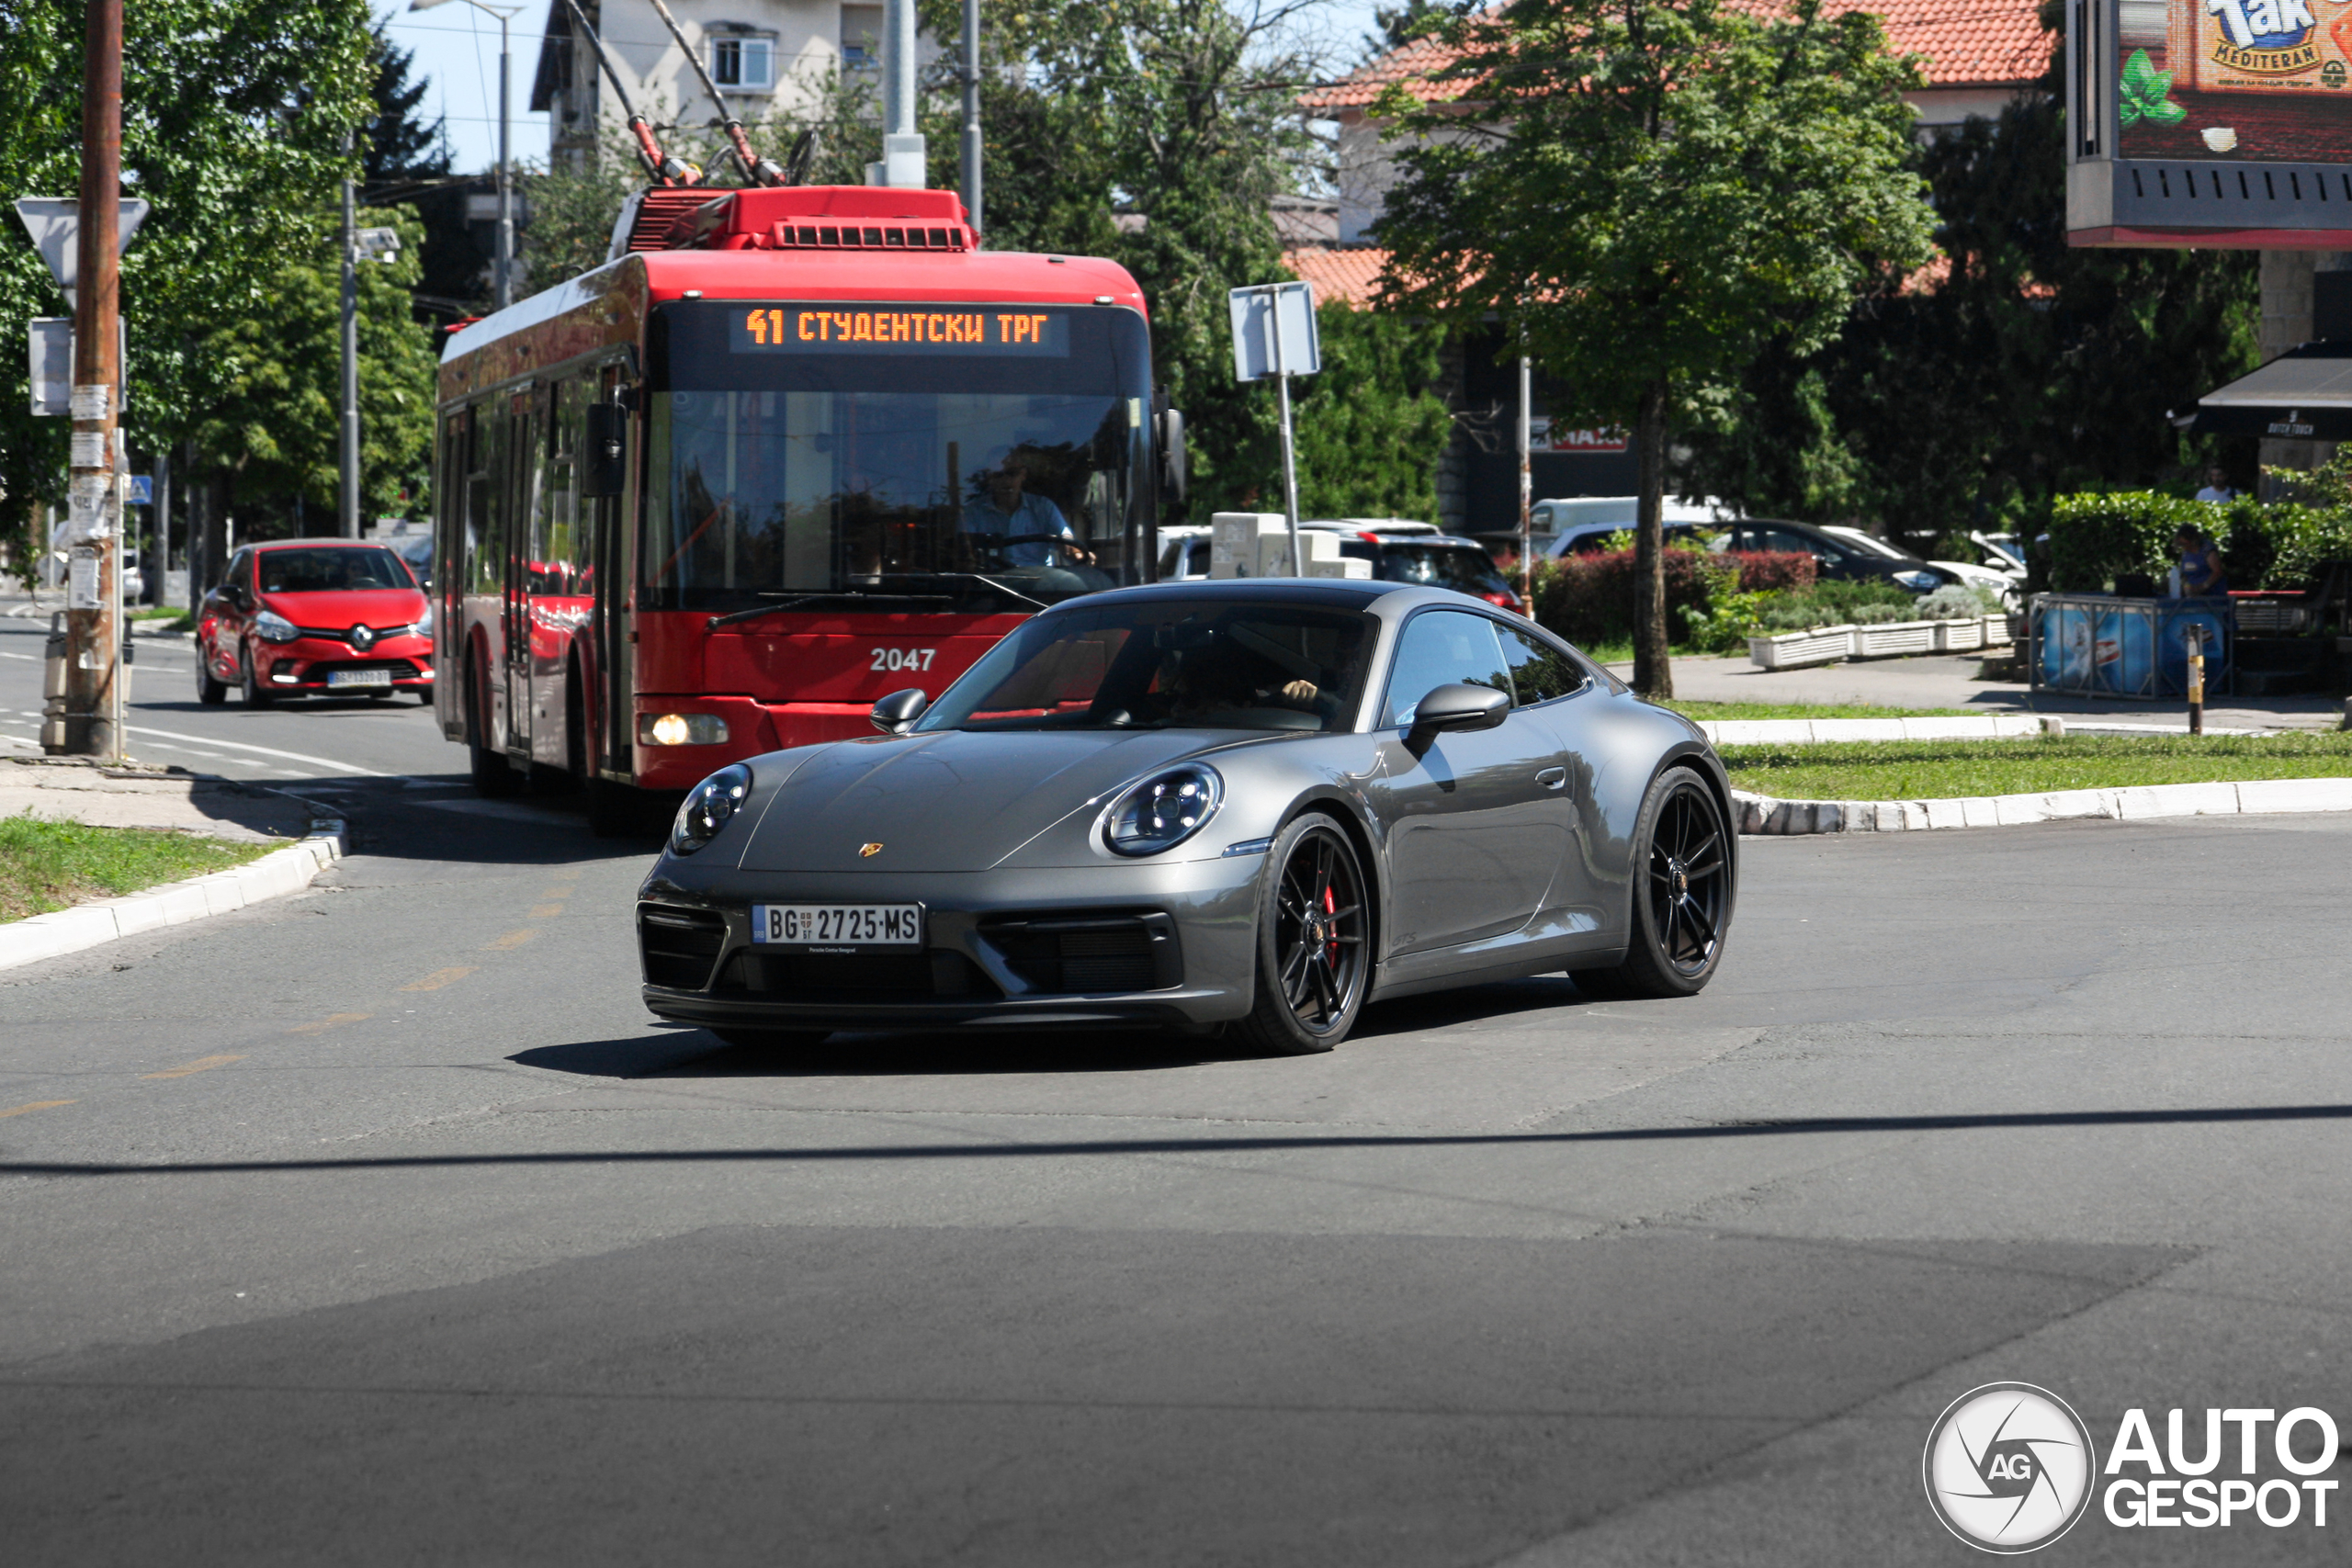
<box><xmin>640</xmin><ymin>713</ymin><xmax>729</xmax><ymax>746</ymax></box>
<box><xmin>671</xmin><ymin>763</ymin><xmax>752</xmax><ymax>856</ymax></box>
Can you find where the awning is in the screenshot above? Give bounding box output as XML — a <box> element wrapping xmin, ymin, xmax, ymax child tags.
<box><xmin>2174</xmin><ymin>343</ymin><xmax>2352</xmax><ymax>440</ymax></box>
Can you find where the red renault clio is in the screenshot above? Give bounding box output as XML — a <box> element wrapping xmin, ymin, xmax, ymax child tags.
<box><xmin>196</xmin><ymin>538</ymin><xmax>434</xmax><ymax>706</ymax></box>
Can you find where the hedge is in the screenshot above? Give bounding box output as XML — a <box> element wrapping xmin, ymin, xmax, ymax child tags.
<box><xmin>1529</xmin><ymin>548</ymin><xmax>1815</xmax><ymax>649</ymax></box>
<box><xmin>1722</xmin><ymin>550</ymin><xmax>1817</xmax><ymax>593</ymax></box>
<box><xmin>2046</xmin><ymin>491</ymin><xmax>2343</xmax><ymax>591</ymax></box>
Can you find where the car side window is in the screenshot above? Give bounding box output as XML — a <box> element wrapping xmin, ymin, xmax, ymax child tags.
<box><xmin>1498</xmin><ymin>624</ymin><xmax>1585</xmax><ymax>705</ymax></box>
<box><xmin>1380</xmin><ymin>610</ymin><xmax>1510</xmax><ymax>727</ymax></box>
<box><xmin>1758</xmin><ymin>527</ymin><xmax>1818</xmax><ymax>556</ymax></box>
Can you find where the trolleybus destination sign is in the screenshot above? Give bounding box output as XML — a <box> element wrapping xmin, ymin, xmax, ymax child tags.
<box><xmin>732</xmin><ymin>306</ymin><xmax>1070</xmax><ymax>355</ymax></box>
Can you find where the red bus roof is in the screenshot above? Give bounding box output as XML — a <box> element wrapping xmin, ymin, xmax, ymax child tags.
<box><xmin>439</xmin><ymin>186</ymin><xmax>1147</xmax><ymax>394</ymax></box>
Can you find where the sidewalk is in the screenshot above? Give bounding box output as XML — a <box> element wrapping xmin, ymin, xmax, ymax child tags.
<box><xmin>1608</xmin><ymin>652</ymin><xmax>2345</xmax><ymax>733</ymax></box>
<box><xmin>0</xmin><ymin>758</ymin><xmax>313</xmax><ymax>842</ymax></box>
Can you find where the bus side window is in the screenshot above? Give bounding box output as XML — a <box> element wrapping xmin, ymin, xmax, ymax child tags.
<box><xmin>468</xmin><ymin>407</ymin><xmax>502</xmax><ymax>597</ymax></box>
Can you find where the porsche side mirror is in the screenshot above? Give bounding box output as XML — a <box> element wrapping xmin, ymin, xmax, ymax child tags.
<box><xmin>870</xmin><ymin>687</ymin><xmax>929</xmax><ymax>735</ymax></box>
<box><xmin>1406</xmin><ymin>682</ymin><xmax>1509</xmax><ymax>744</ymax></box>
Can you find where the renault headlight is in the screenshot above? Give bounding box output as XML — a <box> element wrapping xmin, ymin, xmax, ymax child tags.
<box><xmin>671</xmin><ymin>763</ymin><xmax>752</xmax><ymax>856</ymax></box>
<box><xmin>254</xmin><ymin>609</ymin><xmax>300</xmax><ymax>643</ymax></box>
<box><xmin>1104</xmin><ymin>763</ymin><xmax>1223</xmax><ymax>856</ymax></box>
<box><xmin>409</xmin><ymin>604</ymin><xmax>435</xmax><ymax>638</ymax></box>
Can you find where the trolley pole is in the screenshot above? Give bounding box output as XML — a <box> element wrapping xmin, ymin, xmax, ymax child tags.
<box><xmin>58</xmin><ymin>0</ymin><xmax>123</xmax><ymax>761</ymax></box>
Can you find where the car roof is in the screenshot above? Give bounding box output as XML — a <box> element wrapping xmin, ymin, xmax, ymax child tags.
<box><xmin>1063</xmin><ymin>578</ymin><xmax>1461</xmax><ymax>614</ymax></box>
<box><xmin>251</xmin><ymin>536</ymin><xmax>397</xmax><ymax>550</ymax></box>
<box><xmin>1299</xmin><ymin>517</ymin><xmax>1442</xmax><ymax>534</ymax></box>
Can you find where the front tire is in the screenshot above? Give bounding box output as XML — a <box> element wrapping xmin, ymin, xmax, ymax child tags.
<box><xmin>1571</xmin><ymin>765</ymin><xmax>1732</xmax><ymax>999</ymax></box>
<box><xmin>1233</xmin><ymin>814</ymin><xmax>1372</xmax><ymax>1055</ymax></box>
<box><xmin>240</xmin><ymin>647</ymin><xmax>273</xmax><ymax>708</ymax></box>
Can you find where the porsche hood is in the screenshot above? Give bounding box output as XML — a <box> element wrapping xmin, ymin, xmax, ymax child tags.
<box><xmin>732</xmin><ymin>728</ymin><xmax>1230</xmax><ymax>873</ymax></box>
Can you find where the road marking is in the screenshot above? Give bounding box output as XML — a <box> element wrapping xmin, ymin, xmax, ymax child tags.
<box><xmin>401</xmin><ymin>966</ymin><xmax>476</xmax><ymax>991</ymax></box>
<box><xmin>124</xmin><ymin>726</ymin><xmax>390</xmax><ymax>777</ymax></box>
<box><xmin>141</xmin><ymin>1053</ymin><xmax>246</xmax><ymax>1080</ymax></box>
<box><xmin>527</xmin><ymin>903</ymin><xmax>564</xmax><ymax>919</ymax></box>
<box><xmin>287</xmin><ymin>1012</ymin><xmax>369</xmax><ymax>1034</ymax></box>
<box><xmin>0</xmin><ymin>1100</ymin><xmax>74</xmax><ymax>1118</ymax></box>
<box><xmin>484</xmin><ymin>929</ymin><xmax>535</xmax><ymax>950</ymax></box>
<box><xmin>0</xmin><ymin>650</ymin><xmax>35</xmax><ymax>661</ymax></box>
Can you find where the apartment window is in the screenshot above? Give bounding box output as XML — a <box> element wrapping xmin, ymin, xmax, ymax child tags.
<box><xmin>709</xmin><ymin>34</ymin><xmax>775</xmax><ymax>91</ymax></box>
<box><xmin>842</xmin><ymin>6</ymin><xmax>881</xmax><ymax>69</ymax></box>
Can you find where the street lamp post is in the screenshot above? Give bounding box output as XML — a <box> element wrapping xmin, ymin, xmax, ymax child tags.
<box><xmin>410</xmin><ymin>0</ymin><xmax>520</xmax><ymax>310</ymax></box>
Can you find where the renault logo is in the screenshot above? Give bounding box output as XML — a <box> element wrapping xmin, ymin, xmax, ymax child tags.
<box><xmin>859</xmin><ymin>842</ymin><xmax>884</xmax><ymax>858</ymax></box>
<box><xmin>349</xmin><ymin>624</ymin><xmax>375</xmax><ymax>650</ymax></box>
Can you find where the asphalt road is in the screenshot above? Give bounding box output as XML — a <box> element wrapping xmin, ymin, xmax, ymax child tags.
<box><xmin>0</xmin><ymin>598</ymin><xmax>463</xmax><ymax>791</ymax></box>
<box><xmin>2</xmin><ymin>687</ymin><xmax>2349</xmax><ymax>1562</ymax></box>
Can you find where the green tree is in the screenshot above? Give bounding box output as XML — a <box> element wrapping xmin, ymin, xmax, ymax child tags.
<box><xmin>1289</xmin><ymin>298</ymin><xmax>1452</xmax><ymax>521</ymax></box>
<box><xmin>1373</xmin><ymin>0</ymin><xmax>1936</xmax><ymax>696</ymax></box>
<box><xmin>0</xmin><ymin>0</ymin><xmax>373</xmax><ymax>564</ymax></box>
<box><xmin>189</xmin><ymin>208</ymin><xmax>437</xmax><ymax>527</ymax></box>
<box><xmin>1679</xmin><ymin>19</ymin><xmax>2257</xmax><ymax>548</ymax></box>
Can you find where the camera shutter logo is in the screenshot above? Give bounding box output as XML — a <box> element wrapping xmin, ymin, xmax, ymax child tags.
<box><xmin>1923</xmin><ymin>1382</ymin><xmax>2095</xmax><ymax>1552</ymax></box>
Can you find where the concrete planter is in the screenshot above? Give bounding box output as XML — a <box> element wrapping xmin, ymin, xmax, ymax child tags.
<box><xmin>1852</xmin><ymin>620</ymin><xmax>1938</xmax><ymax>658</ymax></box>
<box><xmin>1747</xmin><ymin>626</ymin><xmax>1855</xmax><ymax>670</ymax></box>
<box><xmin>1932</xmin><ymin>617</ymin><xmax>1985</xmax><ymax>653</ymax></box>
<box><xmin>1981</xmin><ymin>614</ymin><xmax>2013</xmax><ymax>648</ymax></box>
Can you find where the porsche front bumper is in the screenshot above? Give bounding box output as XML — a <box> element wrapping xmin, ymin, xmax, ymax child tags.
<box><xmin>636</xmin><ymin>856</ymin><xmax>1269</xmax><ymax>1032</ymax></box>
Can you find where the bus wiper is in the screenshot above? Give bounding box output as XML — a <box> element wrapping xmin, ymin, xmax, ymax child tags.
<box><xmin>911</xmin><ymin>572</ymin><xmax>1049</xmax><ymax>610</ymax></box>
<box><xmin>706</xmin><ymin>592</ymin><xmax>953</xmax><ymax>629</ymax></box>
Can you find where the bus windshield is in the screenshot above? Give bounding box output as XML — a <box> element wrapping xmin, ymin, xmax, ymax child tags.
<box><xmin>644</xmin><ymin>301</ymin><xmax>1154</xmax><ymax>614</ymax></box>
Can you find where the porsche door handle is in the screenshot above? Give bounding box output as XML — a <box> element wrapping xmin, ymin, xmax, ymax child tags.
<box><xmin>1535</xmin><ymin>766</ymin><xmax>1567</xmax><ymax>789</ymax></box>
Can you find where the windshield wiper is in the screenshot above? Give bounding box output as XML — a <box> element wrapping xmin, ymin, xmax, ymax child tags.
<box><xmin>706</xmin><ymin>591</ymin><xmax>954</xmax><ymax>629</ymax></box>
<box><xmin>914</xmin><ymin>572</ymin><xmax>1049</xmax><ymax>610</ymax></box>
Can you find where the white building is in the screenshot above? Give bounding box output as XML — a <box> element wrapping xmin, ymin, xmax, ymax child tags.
<box><xmin>531</xmin><ymin>0</ymin><xmax>902</xmax><ymax>164</ymax></box>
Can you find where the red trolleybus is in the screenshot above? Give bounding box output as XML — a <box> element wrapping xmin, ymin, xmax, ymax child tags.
<box><xmin>431</xmin><ymin>185</ymin><xmax>1180</xmax><ymax>831</ymax></box>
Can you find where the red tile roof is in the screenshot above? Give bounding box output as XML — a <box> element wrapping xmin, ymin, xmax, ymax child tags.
<box><xmin>1283</xmin><ymin>244</ymin><xmax>1391</xmax><ymax>308</ymax></box>
<box><xmin>1302</xmin><ymin>0</ymin><xmax>2050</xmax><ymax>110</ymax></box>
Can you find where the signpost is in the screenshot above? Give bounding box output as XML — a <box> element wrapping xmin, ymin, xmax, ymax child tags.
<box><xmin>1227</xmin><ymin>280</ymin><xmax>1320</xmax><ymax>579</ymax></box>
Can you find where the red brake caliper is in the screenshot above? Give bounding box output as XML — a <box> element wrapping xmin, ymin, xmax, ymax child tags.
<box><xmin>1323</xmin><ymin>884</ymin><xmax>1338</xmax><ymax>964</ymax></box>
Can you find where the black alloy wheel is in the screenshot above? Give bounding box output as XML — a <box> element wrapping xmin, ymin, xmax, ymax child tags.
<box><xmin>1572</xmin><ymin>765</ymin><xmax>1731</xmax><ymax>999</ymax></box>
<box><xmin>239</xmin><ymin>646</ymin><xmax>273</xmax><ymax>708</ymax></box>
<box><xmin>1237</xmin><ymin>815</ymin><xmax>1371</xmax><ymax>1055</ymax></box>
<box><xmin>194</xmin><ymin>638</ymin><xmax>227</xmax><ymax>705</ymax></box>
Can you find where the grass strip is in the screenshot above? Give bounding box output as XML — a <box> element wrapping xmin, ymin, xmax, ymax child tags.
<box><xmin>1664</xmin><ymin>699</ymin><xmax>1983</xmax><ymax>721</ymax></box>
<box><xmin>1720</xmin><ymin>732</ymin><xmax>2352</xmax><ymax>801</ymax></box>
<box><xmin>0</xmin><ymin>816</ymin><xmax>271</xmax><ymax>923</ymax></box>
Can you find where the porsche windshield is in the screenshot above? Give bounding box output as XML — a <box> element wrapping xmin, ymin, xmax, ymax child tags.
<box><xmin>644</xmin><ymin>301</ymin><xmax>1154</xmax><ymax>613</ymax></box>
<box><xmin>918</xmin><ymin>600</ymin><xmax>1375</xmax><ymax>733</ymax></box>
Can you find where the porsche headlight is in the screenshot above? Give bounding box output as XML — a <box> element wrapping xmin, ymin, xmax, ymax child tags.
<box><xmin>670</xmin><ymin>763</ymin><xmax>752</xmax><ymax>856</ymax></box>
<box><xmin>1104</xmin><ymin>764</ymin><xmax>1223</xmax><ymax>857</ymax></box>
<box><xmin>254</xmin><ymin>609</ymin><xmax>300</xmax><ymax>643</ymax></box>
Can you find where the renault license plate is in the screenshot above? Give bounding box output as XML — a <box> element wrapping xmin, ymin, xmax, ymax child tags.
<box><xmin>751</xmin><ymin>904</ymin><xmax>922</xmax><ymax>948</ymax></box>
<box><xmin>328</xmin><ymin>668</ymin><xmax>392</xmax><ymax>688</ymax></box>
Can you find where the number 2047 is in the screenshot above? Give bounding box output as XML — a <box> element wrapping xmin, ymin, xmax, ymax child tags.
<box><xmin>870</xmin><ymin>647</ymin><xmax>936</xmax><ymax>672</ymax></box>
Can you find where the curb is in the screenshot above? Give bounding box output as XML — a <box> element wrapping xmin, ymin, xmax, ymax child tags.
<box><xmin>1700</xmin><ymin>716</ymin><xmax>2062</xmax><ymax>745</ymax></box>
<box><xmin>0</xmin><ymin>828</ymin><xmax>345</xmax><ymax>972</ymax></box>
<box><xmin>1734</xmin><ymin>777</ymin><xmax>2352</xmax><ymax>835</ymax></box>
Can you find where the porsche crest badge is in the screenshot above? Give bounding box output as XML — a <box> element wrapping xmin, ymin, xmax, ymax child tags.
<box><xmin>859</xmin><ymin>842</ymin><xmax>884</xmax><ymax>858</ymax></box>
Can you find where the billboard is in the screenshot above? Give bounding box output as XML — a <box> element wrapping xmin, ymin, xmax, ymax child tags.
<box><xmin>2067</xmin><ymin>0</ymin><xmax>2352</xmax><ymax>246</ymax></box>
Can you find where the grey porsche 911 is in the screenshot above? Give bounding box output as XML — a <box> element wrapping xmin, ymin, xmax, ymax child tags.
<box><xmin>637</xmin><ymin>580</ymin><xmax>1736</xmax><ymax>1055</ymax></box>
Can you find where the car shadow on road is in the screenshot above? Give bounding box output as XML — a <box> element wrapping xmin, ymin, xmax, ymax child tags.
<box><xmin>514</xmin><ymin>1022</ymin><xmax>1275</xmax><ymax>1080</ymax></box>
<box><xmin>1349</xmin><ymin>975</ymin><xmax>1601</xmax><ymax>1040</ymax></box>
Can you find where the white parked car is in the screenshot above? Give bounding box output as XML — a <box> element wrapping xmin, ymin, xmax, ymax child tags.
<box><xmin>1820</xmin><ymin>525</ymin><xmax>2020</xmax><ymax>606</ymax></box>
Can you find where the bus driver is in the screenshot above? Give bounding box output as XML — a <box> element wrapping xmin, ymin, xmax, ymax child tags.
<box><xmin>960</xmin><ymin>447</ymin><xmax>1091</xmax><ymax>569</ymax></box>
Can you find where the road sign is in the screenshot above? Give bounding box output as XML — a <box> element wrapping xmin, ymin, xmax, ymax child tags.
<box><xmin>1228</xmin><ymin>281</ymin><xmax>1319</xmax><ymax>384</ymax></box>
<box><xmin>127</xmin><ymin>476</ymin><xmax>151</xmax><ymax>505</ymax></box>
<box><xmin>28</xmin><ymin>319</ymin><xmax>70</xmax><ymax>416</ymax></box>
<box><xmin>12</xmin><ymin>196</ymin><xmax>151</xmax><ymax>309</ymax></box>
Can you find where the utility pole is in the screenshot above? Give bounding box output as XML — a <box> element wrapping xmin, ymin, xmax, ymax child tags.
<box><xmin>960</xmin><ymin>0</ymin><xmax>983</xmax><ymax>231</ymax></box>
<box><xmin>341</xmin><ymin>135</ymin><xmax>361</xmax><ymax>538</ymax></box>
<box><xmin>875</xmin><ymin>0</ymin><xmax>925</xmax><ymax>186</ymax></box>
<box><xmin>1518</xmin><ymin>354</ymin><xmax>1532</xmax><ymax>604</ymax></box>
<box><xmin>61</xmin><ymin>0</ymin><xmax>122</xmax><ymax>760</ymax></box>
<box><xmin>411</xmin><ymin>0</ymin><xmax>518</xmax><ymax>306</ymax></box>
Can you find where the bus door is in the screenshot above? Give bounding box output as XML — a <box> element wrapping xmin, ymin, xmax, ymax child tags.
<box><xmin>529</xmin><ymin>383</ymin><xmax>582</xmax><ymax>770</ymax></box>
<box><xmin>499</xmin><ymin>385</ymin><xmax>545</xmax><ymax>761</ymax></box>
